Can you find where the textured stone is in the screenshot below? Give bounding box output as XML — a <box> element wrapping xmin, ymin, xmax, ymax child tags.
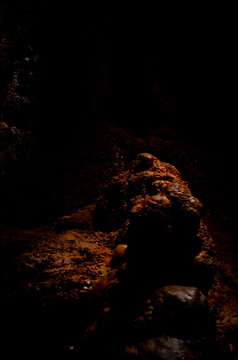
<box><xmin>93</xmin><ymin>153</ymin><xmax>202</xmax><ymax>247</ymax></box>
<box><xmin>123</xmin><ymin>336</ymin><xmax>194</xmax><ymax>359</ymax></box>
<box><xmin>109</xmin><ymin>244</ymin><xmax>128</xmax><ymax>268</ymax></box>
<box><xmin>93</xmin><ymin>153</ymin><xmax>184</xmax><ymax>231</ymax></box>
<box><xmin>152</xmin><ymin>286</ymin><xmax>215</xmax><ymax>338</ymax></box>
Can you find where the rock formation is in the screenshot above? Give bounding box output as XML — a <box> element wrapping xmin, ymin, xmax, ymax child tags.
<box><xmin>78</xmin><ymin>153</ymin><xmax>218</xmax><ymax>359</ymax></box>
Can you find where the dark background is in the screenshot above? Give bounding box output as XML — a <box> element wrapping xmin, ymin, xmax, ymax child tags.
<box><xmin>1</xmin><ymin>1</ymin><xmax>237</xmax><ymax>146</ymax></box>
<box><xmin>0</xmin><ymin>1</ymin><xmax>237</xmax><ymax>223</ymax></box>
<box><xmin>41</xmin><ymin>5</ymin><xmax>236</xmax><ymax>141</ymax></box>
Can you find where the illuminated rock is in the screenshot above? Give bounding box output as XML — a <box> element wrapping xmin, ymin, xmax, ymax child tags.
<box><xmin>109</xmin><ymin>244</ymin><xmax>128</xmax><ymax>268</ymax></box>
<box><xmin>93</xmin><ymin>152</ymin><xmax>201</xmax><ymax>236</ymax></box>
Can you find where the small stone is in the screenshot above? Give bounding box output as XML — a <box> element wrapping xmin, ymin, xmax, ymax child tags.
<box><xmin>65</xmin><ymin>345</ymin><xmax>74</xmax><ymax>351</ymax></box>
<box><xmin>109</xmin><ymin>244</ymin><xmax>128</xmax><ymax>268</ymax></box>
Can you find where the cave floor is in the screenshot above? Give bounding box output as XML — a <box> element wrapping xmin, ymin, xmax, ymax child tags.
<box><xmin>0</xmin><ymin>120</ymin><xmax>238</xmax><ymax>358</ymax></box>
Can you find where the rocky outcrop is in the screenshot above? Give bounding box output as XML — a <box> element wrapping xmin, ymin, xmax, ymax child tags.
<box><xmin>93</xmin><ymin>153</ymin><xmax>215</xmax><ymax>288</ymax></box>
<box><xmin>94</xmin><ymin>153</ymin><xmax>202</xmax><ymax>241</ymax></box>
<box><xmin>77</xmin><ymin>153</ymin><xmax>219</xmax><ymax>359</ymax></box>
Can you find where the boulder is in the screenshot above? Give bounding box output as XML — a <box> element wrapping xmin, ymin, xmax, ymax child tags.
<box><xmin>123</xmin><ymin>336</ymin><xmax>194</xmax><ymax>359</ymax></box>
<box><xmin>151</xmin><ymin>286</ymin><xmax>215</xmax><ymax>339</ymax></box>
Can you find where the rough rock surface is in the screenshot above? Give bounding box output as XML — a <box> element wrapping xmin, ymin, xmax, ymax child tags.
<box><xmin>123</xmin><ymin>336</ymin><xmax>194</xmax><ymax>360</ymax></box>
<box><xmin>93</xmin><ymin>153</ymin><xmax>212</xmax><ymax>290</ymax></box>
<box><xmin>0</xmin><ymin>133</ymin><xmax>235</xmax><ymax>359</ymax></box>
<box><xmin>94</xmin><ymin>153</ymin><xmax>202</xmax><ymax>243</ymax></box>
<box><xmin>73</xmin><ymin>153</ymin><xmax>220</xmax><ymax>359</ymax></box>
<box><xmin>151</xmin><ymin>286</ymin><xmax>215</xmax><ymax>338</ymax></box>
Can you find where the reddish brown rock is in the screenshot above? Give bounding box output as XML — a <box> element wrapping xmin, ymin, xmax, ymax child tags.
<box><xmin>93</xmin><ymin>153</ymin><xmax>202</xmax><ymax>236</ymax></box>
<box><xmin>93</xmin><ymin>153</ymin><xmax>211</xmax><ymax>287</ymax></box>
<box><xmin>109</xmin><ymin>244</ymin><xmax>128</xmax><ymax>268</ymax></box>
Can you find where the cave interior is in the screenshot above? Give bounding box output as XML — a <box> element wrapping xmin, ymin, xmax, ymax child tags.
<box><xmin>0</xmin><ymin>2</ymin><xmax>238</xmax><ymax>359</ymax></box>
